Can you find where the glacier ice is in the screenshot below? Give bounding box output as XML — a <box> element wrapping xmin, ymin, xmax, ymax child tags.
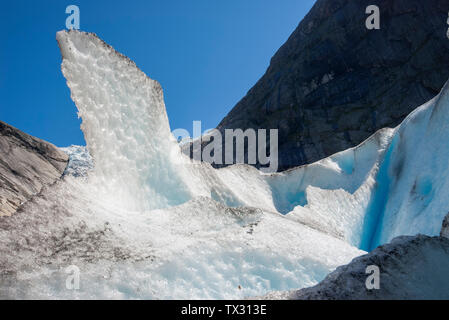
<box><xmin>0</xmin><ymin>173</ymin><xmax>363</xmax><ymax>299</ymax></box>
<box><xmin>1</xmin><ymin>29</ymin><xmax>448</xmax><ymax>299</ymax></box>
<box><xmin>364</xmin><ymin>88</ymin><xmax>449</xmax><ymax>249</ymax></box>
<box><xmin>61</xmin><ymin>145</ymin><xmax>93</xmax><ymax>177</ymax></box>
<box><xmin>56</xmin><ymin>30</ymin><xmax>195</xmax><ymax>211</ymax></box>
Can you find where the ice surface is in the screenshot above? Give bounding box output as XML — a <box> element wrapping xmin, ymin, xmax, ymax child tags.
<box><xmin>367</xmin><ymin>85</ymin><xmax>449</xmax><ymax>248</ymax></box>
<box><xmin>57</xmin><ymin>30</ymin><xmax>194</xmax><ymax>211</ymax></box>
<box><xmin>57</xmin><ymin>30</ymin><xmax>449</xmax><ymax>250</ymax></box>
<box><xmin>61</xmin><ymin>145</ymin><xmax>93</xmax><ymax>177</ymax></box>
<box><xmin>0</xmin><ymin>30</ymin><xmax>363</xmax><ymax>299</ymax></box>
<box><xmin>0</xmin><ymin>174</ymin><xmax>363</xmax><ymax>299</ymax></box>
<box><xmin>1</xmin><ymin>30</ymin><xmax>448</xmax><ymax>299</ymax></box>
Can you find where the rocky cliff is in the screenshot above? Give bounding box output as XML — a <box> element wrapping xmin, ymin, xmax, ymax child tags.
<box><xmin>0</xmin><ymin>121</ymin><xmax>68</xmax><ymax>216</ymax></box>
<box><xmin>213</xmin><ymin>0</ymin><xmax>449</xmax><ymax>170</ymax></box>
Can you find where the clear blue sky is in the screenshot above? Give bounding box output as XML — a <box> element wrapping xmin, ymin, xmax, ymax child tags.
<box><xmin>0</xmin><ymin>0</ymin><xmax>315</xmax><ymax>146</ymax></box>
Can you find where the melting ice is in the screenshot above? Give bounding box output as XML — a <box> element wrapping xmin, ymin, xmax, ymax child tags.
<box><xmin>1</xmin><ymin>30</ymin><xmax>448</xmax><ymax>299</ymax></box>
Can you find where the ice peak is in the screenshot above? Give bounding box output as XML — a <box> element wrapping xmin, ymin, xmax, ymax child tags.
<box><xmin>57</xmin><ymin>29</ymin><xmax>192</xmax><ymax>211</ymax></box>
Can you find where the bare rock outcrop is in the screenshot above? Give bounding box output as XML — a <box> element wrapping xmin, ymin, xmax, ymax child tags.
<box><xmin>0</xmin><ymin>121</ymin><xmax>68</xmax><ymax>216</ymax></box>
<box><xmin>204</xmin><ymin>0</ymin><xmax>449</xmax><ymax>171</ymax></box>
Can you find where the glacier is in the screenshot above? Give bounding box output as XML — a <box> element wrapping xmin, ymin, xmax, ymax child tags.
<box><xmin>0</xmin><ymin>29</ymin><xmax>448</xmax><ymax>299</ymax></box>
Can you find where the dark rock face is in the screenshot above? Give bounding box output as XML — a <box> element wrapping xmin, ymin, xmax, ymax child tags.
<box><xmin>214</xmin><ymin>0</ymin><xmax>449</xmax><ymax>171</ymax></box>
<box><xmin>0</xmin><ymin>121</ymin><xmax>68</xmax><ymax>216</ymax></box>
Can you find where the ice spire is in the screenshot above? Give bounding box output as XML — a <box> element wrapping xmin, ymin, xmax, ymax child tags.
<box><xmin>57</xmin><ymin>30</ymin><xmax>192</xmax><ymax>210</ymax></box>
